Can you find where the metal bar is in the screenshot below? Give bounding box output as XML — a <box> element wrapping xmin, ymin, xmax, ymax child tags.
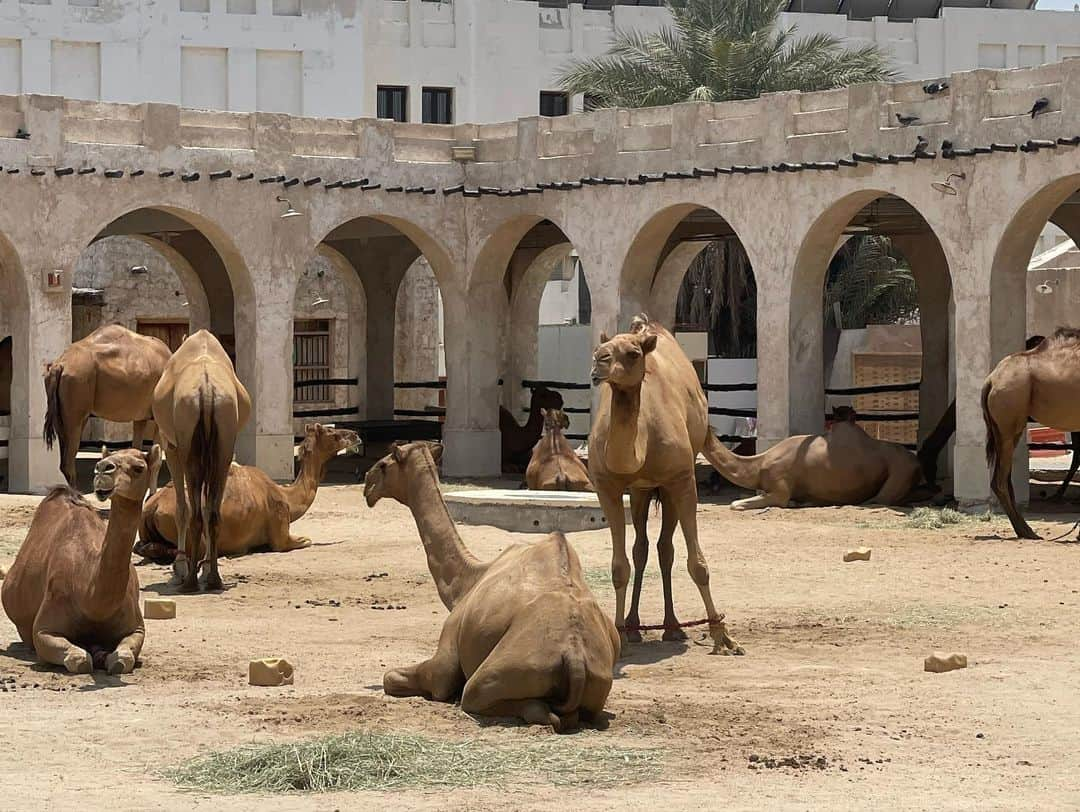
<box><xmin>521</xmin><ymin>379</ymin><xmax>592</xmax><ymax>390</ymax></box>
<box><xmin>292</xmin><ymin>406</ymin><xmax>361</xmax><ymax>418</ymax></box>
<box><xmin>393</xmin><ymin>408</ymin><xmax>446</xmax><ymax>417</ymax></box>
<box><xmin>394</xmin><ymin>380</ymin><xmax>447</xmax><ymax>389</ymax></box>
<box><xmin>703</xmin><ymin>382</ymin><xmax>757</xmax><ymax>392</ymax></box>
<box><xmin>826</xmin><ymin>381</ymin><xmax>921</xmax><ymax>395</ymax></box>
<box><xmin>293</xmin><ymin>377</ymin><xmax>359</xmax><ymax>388</ymax></box>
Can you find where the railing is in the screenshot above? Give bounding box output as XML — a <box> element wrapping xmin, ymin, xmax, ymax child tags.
<box><xmin>289</xmin><ymin>377</ymin><xmax>447</xmax><ymax>420</ymax></box>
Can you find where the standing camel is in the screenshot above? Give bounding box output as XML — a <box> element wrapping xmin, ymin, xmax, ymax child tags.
<box><xmin>152</xmin><ymin>330</ymin><xmax>250</xmax><ymax>591</ymax></box>
<box><xmin>982</xmin><ymin>327</ymin><xmax>1080</xmax><ymax>539</ymax></box>
<box><xmin>43</xmin><ymin>324</ymin><xmax>171</xmax><ymax>490</ymax></box>
<box><xmin>589</xmin><ymin>314</ymin><xmax>743</xmax><ymax>655</ymax></box>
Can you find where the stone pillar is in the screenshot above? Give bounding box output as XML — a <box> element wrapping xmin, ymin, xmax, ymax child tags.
<box><xmin>364</xmin><ymin>278</ymin><xmax>401</xmax><ymax>421</ymax></box>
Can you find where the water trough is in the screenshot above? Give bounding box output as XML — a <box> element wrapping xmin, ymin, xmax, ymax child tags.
<box><xmin>443</xmin><ymin>489</ymin><xmax>632</xmax><ymax>534</ymax></box>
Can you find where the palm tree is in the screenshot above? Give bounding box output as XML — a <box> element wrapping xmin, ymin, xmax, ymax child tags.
<box><xmin>558</xmin><ymin>0</ymin><xmax>899</xmax><ymax>356</ymax></box>
<box><xmin>824</xmin><ymin>236</ymin><xmax>919</xmax><ymax>330</ymax></box>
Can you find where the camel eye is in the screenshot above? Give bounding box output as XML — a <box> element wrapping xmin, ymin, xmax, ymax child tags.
<box><xmin>627</xmin><ymin>350</ymin><xmax>642</xmax><ymax>360</ymax></box>
<box><xmin>133</xmin><ymin>463</ymin><xmax>146</xmax><ymax>473</ymax></box>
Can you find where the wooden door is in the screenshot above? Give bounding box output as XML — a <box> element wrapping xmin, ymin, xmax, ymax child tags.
<box><xmin>137</xmin><ymin>321</ymin><xmax>188</xmax><ymax>353</ymax></box>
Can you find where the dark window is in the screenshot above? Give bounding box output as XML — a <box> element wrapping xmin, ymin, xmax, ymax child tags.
<box><xmin>422</xmin><ymin>87</ymin><xmax>453</xmax><ymax>124</ymax></box>
<box><xmin>294</xmin><ymin>319</ymin><xmax>332</xmax><ymax>404</ymax></box>
<box><xmin>540</xmin><ymin>91</ymin><xmax>569</xmax><ymax>117</ymax></box>
<box><xmin>377</xmin><ymin>85</ymin><xmax>408</xmax><ymax>122</ymax></box>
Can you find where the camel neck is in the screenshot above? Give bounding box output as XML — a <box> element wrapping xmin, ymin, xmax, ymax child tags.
<box><xmin>281</xmin><ymin>449</ymin><xmax>327</xmax><ymax>522</ymax></box>
<box><xmin>523</xmin><ymin>401</ymin><xmax>545</xmax><ymax>434</ymax></box>
<box><xmin>604</xmin><ymin>385</ymin><xmax>647</xmax><ymax>474</ymax></box>
<box><xmin>702</xmin><ymin>431</ymin><xmax>762</xmax><ymax>491</ymax></box>
<box><xmin>404</xmin><ymin>458</ymin><xmax>484</xmax><ymax>610</ymax></box>
<box><xmin>85</xmin><ymin>496</ymin><xmax>140</xmax><ymax>621</ymax></box>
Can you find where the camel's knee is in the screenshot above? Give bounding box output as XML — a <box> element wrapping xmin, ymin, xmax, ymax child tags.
<box><xmin>611</xmin><ymin>557</ymin><xmax>631</xmax><ymax>590</ymax></box>
<box><xmin>687</xmin><ymin>555</ymin><xmax>710</xmax><ymax>586</ymax></box>
<box><xmin>384</xmin><ymin>668</ymin><xmax>420</xmax><ymax>697</ymax></box>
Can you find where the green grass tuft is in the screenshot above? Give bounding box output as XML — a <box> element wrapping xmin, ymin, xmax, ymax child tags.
<box><xmin>168</xmin><ymin>730</ymin><xmax>662</xmax><ymax>794</ymax></box>
<box><xmin>905</xmin><ymin>507</ymin><xmax>991</xmax><ymax>530</ymax></box>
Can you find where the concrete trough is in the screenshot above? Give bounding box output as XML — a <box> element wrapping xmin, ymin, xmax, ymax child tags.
<box><xmin>443</xmin><ymin>489</ymin><xmax>631</xmax><ymax>534</ymax></box>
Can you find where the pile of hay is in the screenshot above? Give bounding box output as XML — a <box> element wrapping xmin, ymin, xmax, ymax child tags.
<box><xmin>905</xmin><ymin>507</ymin><xmax>991</xmax><ymax>530</ymax></box>
<box><xmin>169</xmin><ymin>730</ymin><xmax>661</xmax><ymax>794</ymax></box>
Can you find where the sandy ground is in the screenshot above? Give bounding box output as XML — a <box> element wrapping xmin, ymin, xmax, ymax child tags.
<box><xmin>4</xmin><ymin>480</ymin><xmax>1080</xmax><ymax>811</ymax></box>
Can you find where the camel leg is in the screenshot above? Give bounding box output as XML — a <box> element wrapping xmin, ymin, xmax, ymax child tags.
<box><xmin>730</xmin><ymin>487</ymin><xmax>791</xmax><ymax>511</ymax></box>
<box><xmin>59</xmin><ymin>413</ymin><xmax>87</xmax><ymax>489</ymax></box>
<box><xmin>384</xmin><ymin>615</ymin><xmax>465</xmax><ymax>701</ymax></box>
<box><xmin>596</xmin><ymin>485</ymin><xmax>631</xmax><ymax>645</ymax></box>
<box><xmin>459</xmin><ymin>643</ymin><xmax>564</xmax><ymax>731</ymax></box>
<box><xmin>1051</xmin><ymin>431</ymin><xmax>1080</xmax><ymax>502</ymax></box>
<box><xmin>624</xmin><ymin>489</ymin><xmax>652</xmax><ymax>643</ymax></box>
<box><xmin>32</xmin><ymin>611</ymin><xmax>92</xmax><ymax>673</ymax></box>
<box><xmin>104</xmin><ymin>628</ymin><xmax>144</xmax><ymax>675</ymax></box>
<box><xmin>165</xmin><ymin>443</ymin><xmax>199</xmax><ymax>591</ymax></box>
<box><xmin>868</xmin><ymin>470</ymin><xmax>918</xmax><ymax>506</ymax></box>
<box><xmin>670</xmin><ymin>474</ymin><xmax>745</xmax><ymax>655</ymax></box>
<box><xmin>134</xmin><ymin>420</ymin><xmax>162</xmax><ymax>496</ymax></box>
<box><xmin>268</xmin><ymin>516</ymin><xmax>312</xmax><ymax>553</ymax></box>
<box><xmin>656</xmin><ymin>488</ymin><xmax>686</xmax><ymax>642</ymax></box>
<box><xmin>202</xmin><ymin>444</ymin><xmax>234</xmax><ymax>592</ymax></box>
<box><xmin>989</xmin><ymin>427</ymin><xmax>1039</xmax><ymax>540</ymax></box>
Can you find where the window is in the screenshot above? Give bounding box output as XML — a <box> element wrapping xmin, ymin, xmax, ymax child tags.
<box><xmin>294</xmin><ymin>320</ymin><xmax>332</xmax><ymax>404</ymax></box>
<box><xmin>377</xmin><ymin>85</ymin><xmax>408</xmax><ymax>122</ymax></box>
<box><xmin>540</xmin><ymin>91</ymin><xmax>569</xmax><ymax>117</ymax></box>
<box><xmin>422</xmin><ymin>87</ymin><xmax>453</xmax><ymax>124</ymax></box>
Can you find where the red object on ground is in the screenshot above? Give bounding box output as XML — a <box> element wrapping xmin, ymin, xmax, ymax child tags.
<box><xmin>1030</xmin><ymin>426</ymin><xmax>1067</xmax><ymax>458</ymax></box>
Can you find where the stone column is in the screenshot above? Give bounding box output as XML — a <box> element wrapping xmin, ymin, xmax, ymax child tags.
<box><xmin>364</xmin><ymin>278</ymin><xmax>402</xmax><ymax>420</ymax></box>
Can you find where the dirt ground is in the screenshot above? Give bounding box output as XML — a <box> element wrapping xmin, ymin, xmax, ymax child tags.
<box><xmin>4</xmin><ymin>480</ymin><xmax>1080</xmax><ymax>811</ymax></box>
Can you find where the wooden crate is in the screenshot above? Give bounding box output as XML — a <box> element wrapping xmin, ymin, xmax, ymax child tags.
<box><xmin>852</xmin><ymin>352</ymin><xmax>920</xmax><ymax>445</ymax></box>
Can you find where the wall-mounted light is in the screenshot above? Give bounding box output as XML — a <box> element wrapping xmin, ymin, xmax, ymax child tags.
<box><xmin>129</xmin><ymin>265</ymin><xmax>149</xmax><ymax>275</ymax></box>
<box><xmin>277</xmin><ymin>195</ymin><xmax>303</xmax><ymax>219</ymax></box>
<box><xmin>1036</xmin><ymin>279</ymin><xmax>1059</xmax><ymax>296</ymax></box>
<box><xmin>311</xmin><ymin>295</ymin><xmax>330</xmax><ymax>307</ymax></box>
<box><xmin>931</xmin><ymin>172</ymin><xmax>966</xmax><ymax>195</ymax></box>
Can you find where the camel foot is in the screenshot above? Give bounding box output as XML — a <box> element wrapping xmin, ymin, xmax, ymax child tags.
<box><xmin>519</xmin><ymin>700</ymin><xmax>560</xmax><ymax>730</ymax></box>
<box><xmin>105</xmin><ymin>648</ymin><xmax>136</xmax><ymax>675</ymax></box>
<box><xmin>287</xmin><ymin>537</ymin><xmax>312</xmax><ymax>551</ymax></box>
<box><xmin>662</xmin><ymin>625</ymin><xmax>688</xmax><ymax>642</ymax></box>
<box><xmin>63</xmin><ymin>648</ymin><xmax>93</xmax><ymax>674</ymax></box>
<box><xmin>621</xmin><ymin>626</ymin><xmax>643</xmax><ymax>644</ymax></box>
<box><xmin>202</xmin><ymin>572</ymin><xmax>224</xmax><ymax>592</ymax></box>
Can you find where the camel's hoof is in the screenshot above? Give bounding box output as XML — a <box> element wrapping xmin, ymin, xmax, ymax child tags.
<box><xmin>203</xmin><ymin>575</ymin><xmax>224</xmax><ymax>592</ymax></box>
<box><xmin>63</xmin><ymin>649</ymin><xmax>92</xmax><ymax>674</ymax></box>
<box><xmin>106</xmin><ymin>649</ymin><xmax>136</xmax><ymax>675</ymax></box>
<box><xmin>662</xmin><ymin>626</ymin><xmax>689</xmax><ymax>642</ymax></box>
<box><xmin>294</xmin><ymin>537</ymin><xmax>312</xmax><ymax>549</ymax></box>
<box><xmin>178</xmin><ymin>578</ymin><xmax>200</xmax><ymax>594</ymax></box>
<box><xmin>620</xmin><ymin>628</ymin><xmax>642</xmax><ymax>644</ymax></box>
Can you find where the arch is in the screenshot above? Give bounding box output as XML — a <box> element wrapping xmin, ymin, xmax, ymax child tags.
<box><xmin>789</xmin><ymin>189</ymin><xmax>955</xmax><ymax>462</ymax></box>
<box><xmin>0</xmin><ymin>229</ymin><xmax>28</xmax><ymax>492</ymax></box>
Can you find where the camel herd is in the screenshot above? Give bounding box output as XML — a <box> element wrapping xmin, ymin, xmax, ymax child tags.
<box><xmin>2</xmin><ymin>316</ymin><xmax>1079</xmax><ymax>728</ymax></box>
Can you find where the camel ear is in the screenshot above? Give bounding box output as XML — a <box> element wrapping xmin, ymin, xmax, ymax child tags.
<box><xmin>599</xmin><ymin>331</ymin><xmax>610</xmax><ymax>344</ymax></box>
<box><xmin>305</xmin><ymin>423</ymin><xmax>316</xmax><ymax>435</ymax></box>
<box><xmin>392</xmin><ymin>443</ymin><xmax>409</xmax><ymax>463</ymax></box>
<box><xmin>639</xmin><ymin>333</ymin><xmax>658</xmax><ymax>355</ymax></box>
<box><xmin>560</xmin><ymin>411</ymin><xmax>570</xmax><ymax>430</ymax></box>
<box><xmin>145</xmin><ymin>444</ymin><xmax>162</xmax><ymax>470</ymax></box>
<box><xmin>101</xmin><ymin>445</ymin><xmax>108</xmax><ymax>460</ymax></box>
<box><xmin>427</xmin><ymin>442</ymin><xmax>444</xmax><ymax>465</ymax></box>
<box><xmin>540</xmin><ymin>408</ymin><xmax>549</xmax><ymax>419</ymax></box>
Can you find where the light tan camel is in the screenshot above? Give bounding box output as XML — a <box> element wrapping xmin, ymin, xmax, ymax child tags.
<box><xmin>589</xmin><ymin>314</ymin><xmax>742</xmax><ymax>655</ymax></box>
<box><xmin>982</xmin><ymin>327</ymin><xmax>1080</xmax><ymax>539</ymax></box>
<box><xmin>525</xmin><ymin>408</ymin><xmax>593</xmax><ymax>492</ymax></box>
<box><xmin>500</xmin><ymin>386</ymin><xmax>564</xmax><ymax>470</ymax></box>
<box><xmin>43</xmin><ymin>324</ymin><xmax>171</xmax><ymax>489</ymax></box>
<box><xmin>135</xmin><ymin>423</ymin><xmax>359</xmax><ymax>563</ymax></box>
<box><xmin>705</xmin><ymin>418</ymin><xmax>924</xmax><ymax>511</ymax></box>
<box><xmin>364</xmin><ymin>441</ymin><xmax>619</xmax><ymax>731</ymax></box>
<box><xmin>152</xmin><ymin>330</ymin><xmax>250</xmax><ymax>592</ymax></box>
<box><xmin>2</xmin><ymin>446</ymin><xmax>160</xmax><ymax>674</ymax></box>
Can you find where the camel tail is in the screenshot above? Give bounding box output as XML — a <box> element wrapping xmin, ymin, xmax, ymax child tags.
<box><xmin>552</xmin><ymin>649</ymin><xmax>587</xmax><ymax>718</ymax></box>
<box><xmin>981</xmin><ymin>378</ymin><xmax>1000</xmax><ymax>471</ymax></box>
<box><xmin>42</xmin><ymin>363</ymin><xmax>63</xmax><ymax>451</ymax></box>
<box><xmin>184</xmin><ymin>384</ymin><xmax>221</xmax><ymax>531</ymax></box>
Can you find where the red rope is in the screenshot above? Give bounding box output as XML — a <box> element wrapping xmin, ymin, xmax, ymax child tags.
<box><xmin>617</xmin><ymin>614</ymin><xmax>725</xmax><ymax>632</ymax></box>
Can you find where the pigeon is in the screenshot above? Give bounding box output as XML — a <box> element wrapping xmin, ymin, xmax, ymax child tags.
<box><xmin>913</xmin><ymin>135</ymin><xmax>929</xmax><ymax>156</ymax></box>
<box><xmin>896</xmin><ymin>113</ymin><xmax>920</xmax><ymax>126</ymax></box>
<box><xmin>941</xmin><ymin>139</ymin><xmax>954</xmax><ymax>152</ymax></box>
<box><xmin>14</xmin><ymin>127</ymin><xmax>28</xmax><ymax>139</ymax></box>
<box><xmin>1030</xmin><ymin>97</ymin><xmax>1050</xmax><ymax>118</ymax></box>
<box><xmin>923</xmin><ymin>81</ymin><xmax>949</xmax><ymax>95</ymax></box>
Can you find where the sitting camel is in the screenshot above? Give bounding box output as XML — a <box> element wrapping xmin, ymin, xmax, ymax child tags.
<box><xmin>589</xmin><ymin>314</ymin><xmax>742</xmax><ymax>654</ymax></box>
<box><xmin>2</xmin><ymin>446</ymin><xmax>160</xmax><ymax>674</ymax></box>
<box><xmin>135</xmin><ymin>423</ymin><xmax>359</xmax><ymax>563</ymax></box>
<box><xmin>982</xmin><ymin>327</ymin><xmax>1080</xmax><ymax>539</ymax></box>
<box><xmin>704</xmin><ymin>420</ymin><xmax>924</xmax><ymax>510</ymax></box>
<box><xmin>153</xmin><ymin>330</ymin><xmax>250</xmax><ymax>592</ymax></box>
<box><xmin>364</xmin><ymin>441</ymin><xmax>619</xmax><ymax>731</ymax></box>
<box><xmin>43</xmin><ymin>324</ymin><xmax>171</xmax><ymax>490</ymax></box>
<box><xmin>500</xmin><ymin>386</ymin><xmax>563</xmax><ymax>471</ymax></box>
<box><xmin>525</xmin><ymin>408</ymin><xmax>593</xmax><ymax>491</ymax></box>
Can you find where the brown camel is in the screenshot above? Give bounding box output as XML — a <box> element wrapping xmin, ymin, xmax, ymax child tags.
<box><xmin>982</xmin><ymin>327</ymin><xmax>1080</xmax><ymax>539</ymax></box>
<box><xmin>705</xmin><ymin>419</ymin><xmax>924</xmax><ymax>510</ymax></box>
<box><xmin>525</xmin><ymin>408</ymin><xmax>593</xmax><ymax>492</ymax></box>
<box><xmin>500</xmin><ymin>386</ymin><xmax>564</xmax><ymax>470</ymax></box>
<box><xmin>918</xmin><ymin>336</ymin><xmax>1057</xmax><ymax>489</ymax></box>
<box><xmin>589</xmin><ymin>314</ymin><xmax>742</xmax><ymax>655</ymax></box>
<box><xmin>135</xmin><ymin>423</ymin><xmax>359</xmax><ymax>564</ymax></box>
<box><xmin>364</xmin><ymin>441</ymin><xmax>619</xmax><ymax>731</ymax></box>
<box><xmin>43</xmin><ymin>324</ymin><xmax>171</xmax><ymax>490</ymax></box>
<box><xmin>2</xmin><ymin>445</ymin><xmax>160</xmax><ymax>674</ymax></box>
<box><xmin>152</xmin><ymin>330</ymin><xmax>250</xmax><ymax>592</ymax></box>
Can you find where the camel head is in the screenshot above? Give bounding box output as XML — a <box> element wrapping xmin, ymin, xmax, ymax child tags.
<box><xmin>542</xmin><ymin>408</ymin><xmax>570</xmax><ymax>433</ymax></box>
<box><xmin>364</xmin><ymin>441</ymin><xmax>444</xmax><ymax>508</ymax></box>
<box><xmin>531</xmin><ymin>386</ymin><xmax>564</xmax><ymax>412</ymax></box>
<box><xmin>299</xmin><ymin>423</ymin><xmax>361</xmax><ymax>464</ymax></box>
<box><xmin>93</xmin><ymin>445</ymin><xmax>161</xmax><ymax>504</ymax></box>
<box><xmin>590</xmin><ymin>329</ymin><xmax>658</xmax><ymax>389</ymax></box>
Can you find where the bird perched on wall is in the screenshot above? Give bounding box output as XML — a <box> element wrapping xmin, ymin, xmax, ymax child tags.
<box><xmin>923</xmin><ymin>81</ymin><xmax>949</xmax><ymax>95</ymax></box>
<box><xmin>913</xmin><ymin>135</ymin><xmax>929</xmax><ymax>156</ymax></box>
<box><xmin>940</xmin><ymin>139</ymin><xmax>954</xmax><ymax>154</ymax></box>
<box><xmin>1030</xmin><ymin>97</ymin><xmax>1050</xmax><ymax>118</ymax></box>
<box><xmin>14</xmin><ymin>128</ymin><xmax>28</xmax><ymax>139</ymax></box>
<box><xmin>896</xmin><ymin>113</ymin><xmax>920</xmax><ymax>126</ymax></box>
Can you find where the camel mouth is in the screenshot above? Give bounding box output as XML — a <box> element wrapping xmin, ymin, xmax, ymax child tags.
<box><xmin>133</xmin><ymin>539</ymin><xmax>178</xmax><ymax>564</ymax></box>
<box><xmin>94</xmin><ymin>488</ymin><xmax>112</xmax><ymax>502</ymax></box>
<box><xmin>590</xmin><ymin>374</ymin><xmax>607</xmax><ymax>385</ymax></box>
